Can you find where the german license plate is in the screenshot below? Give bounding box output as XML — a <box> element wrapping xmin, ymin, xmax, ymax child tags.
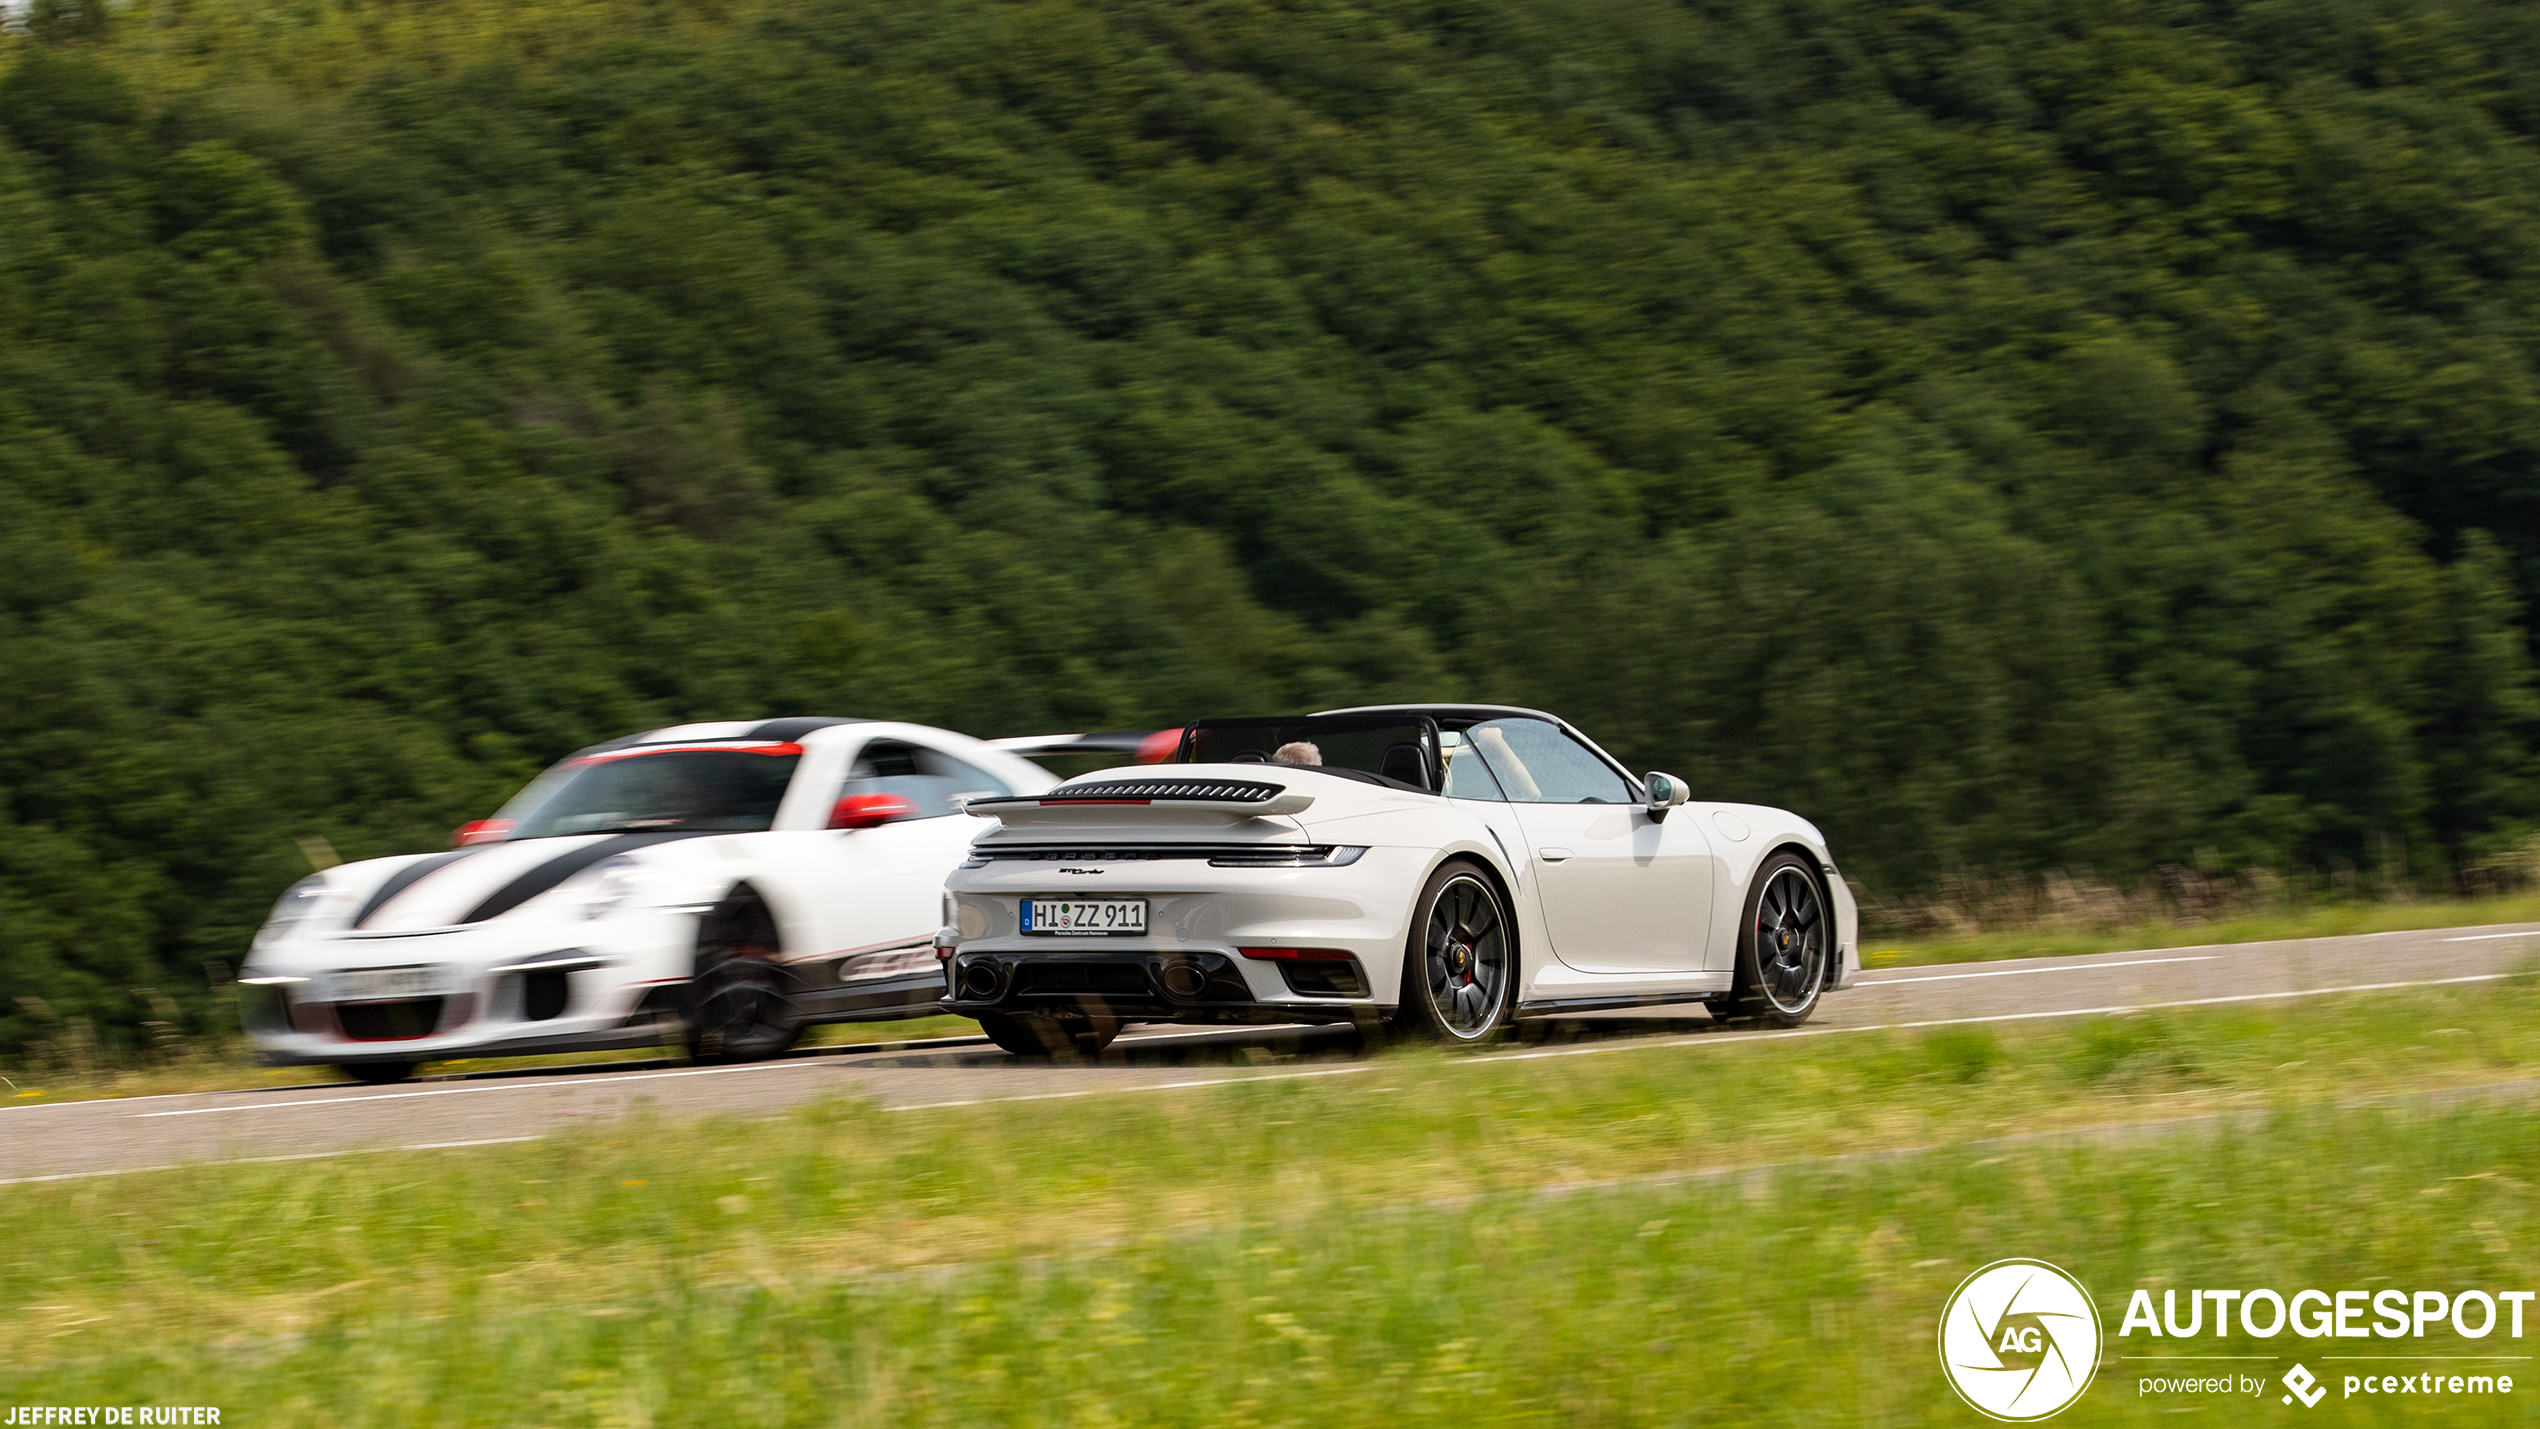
<box><xmin>334</xmin><ymin>966</ymin><xmax>446</xmax><ymax>1002</ymax></box>
<box><xmin>1020</xmin><ymin>898</ymin><xmax>1147</xmax><ymax>936</ymax></box>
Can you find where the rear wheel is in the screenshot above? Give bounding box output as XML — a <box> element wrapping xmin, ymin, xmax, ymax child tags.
<box><xmin>975</xmin><ymin>1010</ymin><xmax>1121</xmax><ymax>1058</ymax></box>
<box><xmin>1392</xmin><ymin>861</ymin><xmax>1515</xmax><ymax>1043</ymax></box>
<box><xmin>1717</xmin><ymin>853</ymin><xmax>1831</xmax><ymax>1028</ymax></box>
<box><xmin>686</xmin><ymin>892</ymin><xmax>801</xmax><ymax>1063</ymax></box>
<box><xmin>337</xmin><ymin>1061</ymin><xmax>414</xmax><ymax>1085</ymax></box>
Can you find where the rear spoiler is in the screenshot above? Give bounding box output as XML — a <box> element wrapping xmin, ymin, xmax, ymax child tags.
<box><xmin>988</xmin><ymin>729</ymin><xmax>1181</xmax><ymax>763</ymax></box>
<box><xmin>966</xmin><ymin>776</ymin><xmax>1314</xmax><ymax>826</ymax></box>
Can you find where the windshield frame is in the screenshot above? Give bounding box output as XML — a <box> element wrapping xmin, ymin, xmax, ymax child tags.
<box><xmin>490</xmin><ymin>740</ymin><xmax>807</xmax><ymax>840</ymax></box>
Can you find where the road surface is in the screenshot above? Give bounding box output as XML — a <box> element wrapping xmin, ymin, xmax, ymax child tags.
<box><xmin>6</xmin><ymin>923</ymin><xmax>2534</xmax><ymax>1185</ymax></box>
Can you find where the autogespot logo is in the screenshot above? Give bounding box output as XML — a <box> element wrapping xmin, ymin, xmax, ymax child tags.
<box><xmin>1940</xmin><ymin>1259</ymin><xmax>2104</xmax><ymax>1420</ymax></box>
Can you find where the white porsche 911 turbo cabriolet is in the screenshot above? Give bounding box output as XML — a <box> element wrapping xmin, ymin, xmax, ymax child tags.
<box><xmin>938</xmin><ymin>705</ymin><xmax>1859</xmax><ymax>1053</ymax></box>
<box><xmin>237</xmin><ymin>717</ymin><xmax>1135</xmax><ymax>1082</ymax></box>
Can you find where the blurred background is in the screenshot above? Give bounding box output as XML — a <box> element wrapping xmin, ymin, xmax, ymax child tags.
<box><xmin>8</xmin><ymin>0</ymin><xmax>2540</xmax><ymax>1060</ymax></box>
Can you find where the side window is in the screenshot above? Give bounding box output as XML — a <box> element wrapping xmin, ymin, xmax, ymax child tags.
<box><xmin>1466</xmin><ymin>719</ymin><xmax>1634</xmax><ymax>804</ymax></box>
<box><xmin>840</xmin><ymin>741</ymin><xmax>1013</xmax><ymax>818</ymax></box>
<box><xmin>1440</xmin><ymin>730</ymin><xmax>1507</xmax><ymax>801</ymax></box>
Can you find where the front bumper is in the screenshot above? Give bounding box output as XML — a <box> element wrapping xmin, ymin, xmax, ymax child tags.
<box><xmin>239</xmin><ymin>910</ymin><xmax>702</xmax><ymax>1066</ymax></box>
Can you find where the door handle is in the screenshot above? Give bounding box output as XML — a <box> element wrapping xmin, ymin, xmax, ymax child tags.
<box><xmin>1537</xmin><ymin>847</ymin><xmax>1573</xmax><ymax>863</ymax></box>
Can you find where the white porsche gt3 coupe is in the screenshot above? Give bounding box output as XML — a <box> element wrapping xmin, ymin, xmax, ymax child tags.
<box><xmin>938</xmin><ymin>705</ymin><xmax>1859</xmax><ymax>1052</ymax></box>
<box><xmin>238</xmin><ymin>717</ymin><xmax>1081</xmax><ymax>1082</ymax></box>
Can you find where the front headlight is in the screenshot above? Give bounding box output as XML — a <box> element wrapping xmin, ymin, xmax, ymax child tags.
<box><xmin>253</xmin><ymin>875</ymin><xmax>327</xmax><ymax>946</ymax></box>
<box><xmin>577</xmin><ymin>855</ymin><xmax>644</xmax><ymax>921</ymax></box>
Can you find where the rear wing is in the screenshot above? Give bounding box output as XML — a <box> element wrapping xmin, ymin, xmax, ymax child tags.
<box><xmin>964</xmin><ymin>777</ymin><xmax>1314</xmax><ymax>828</ymax></box>
<box><xmin>987</xmin><ymin>729</ymin><xmax>1181</xmax><ymax>763</ymax></box>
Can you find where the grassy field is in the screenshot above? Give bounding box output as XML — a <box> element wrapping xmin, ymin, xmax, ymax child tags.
<box><xmin>1868</xmin><ymin>889</ymin><xmax>2540</xmax><ymax>968</ymax></box>
<box><xmin>4</xmin><ymin>975</ymin><xmax>2536</xmax><ymax>1423</ymax></box>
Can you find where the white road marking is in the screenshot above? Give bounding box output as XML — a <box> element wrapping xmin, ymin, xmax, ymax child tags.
<box><xmin>136</xmin><ymin>1058</ymin><xmax>820</xmax><ymax>1118</ymax></box>
<box><xmin>884</xmin><ymin>1064</ymin><xmax>1373</xmax><ymax>1111</ymax></box>
<box><xmin>66</xmin><ymin>969</ymin><xmax>2540</xmax><ymax>1130</ymax></box>
<box><xmin>0</xmin><ymin>1136</ymin><xmax>539</xmax><ymax>1187</ymax></box>
<box><xmin>4</xmin><ymin>971</ymin><xmax>2523</xmax><ymax>1182</ymax></box>
<box><xmin>1860</xmin><ymin>955</ymin><xmax>2216</xmax><ymax>984</ymax></box>
<box><xmin>13</xmin><ymin>927</ymin><xmax>2528</xmax><ymax>1119</ymax></box>
<box><xmin>1468</xmin><ymin>973</ymin><xmax>2519</xmax><ymax>1067</ymax></box>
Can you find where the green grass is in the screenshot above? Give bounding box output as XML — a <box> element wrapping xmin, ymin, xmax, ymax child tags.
<box><xmin>1868</xmin><ymin>890</ymin><xmax>2540</xmax><ymax>968</ymax></box>
<box><xmin>5</xmin><ymin>977</ymin><xmax>2537</xmax><ymax>1422</ymax></box>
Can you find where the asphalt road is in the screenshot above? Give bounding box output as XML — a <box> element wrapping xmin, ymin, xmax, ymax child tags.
<box><xmin>7</xmin><ymin>923</ymin><xmax>2535</xmax><ymax>1186</ymax></box>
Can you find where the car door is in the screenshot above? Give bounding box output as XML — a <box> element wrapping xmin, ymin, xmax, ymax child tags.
<box><xmin>817</xmin><ymin>734</ymin><xmax>1017</xmax><ymax>964</ymax></box>
<box><xmin>1464</xmin><ymin>716</ymin><xmax>1714</xmax><ymax>974</ymax></box>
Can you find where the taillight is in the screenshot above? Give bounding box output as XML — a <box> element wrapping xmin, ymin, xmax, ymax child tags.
<box><xmin>1236</xmin><ymin>946</ymin><xmax>1352</xmax><ymax>961</ymax></box>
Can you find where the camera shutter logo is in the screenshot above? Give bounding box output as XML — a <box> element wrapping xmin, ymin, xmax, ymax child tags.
<box><xmin>1938</xmin><ymin>1259</ymin><xmax>2102</xmax><ymax>1420</ymax></box>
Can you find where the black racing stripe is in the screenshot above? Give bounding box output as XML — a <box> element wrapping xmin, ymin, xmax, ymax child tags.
<box><xmin>746</xmin><ymin>716</ymin><xmax>869</xmax><ymax>741</ymax></box>
<box><xmin>458</xmin><ymin>831</ymin><xmax>715</xmax><ymax>924</ymax></box>
<box><xmin>351</xmin><ymin>851</ymin><xmax>479</xmax><ymax>929</ymax></box>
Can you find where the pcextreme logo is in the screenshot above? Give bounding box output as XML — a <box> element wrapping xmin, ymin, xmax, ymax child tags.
<box><xmin>1939</xmin><ymin>1259</ymin><xmax>2104</xmax><ymax>1421</ymax></box>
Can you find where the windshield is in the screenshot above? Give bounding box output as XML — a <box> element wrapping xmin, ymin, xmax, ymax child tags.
<box><xmin>1177</xmin><ymin>717</ymin><xmax>1439</xmax><ymax>790</ymax></box>
<box><xmin>496</xmin><ymin>746</ymin><xmax>802</xmax><ymax>838</ymax></box>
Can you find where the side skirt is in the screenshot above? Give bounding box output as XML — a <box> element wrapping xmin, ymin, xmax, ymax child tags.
<box><xmin>1516</xmin><ymin>992</ymin><xmax>1726</xmax><ymax>1018</ymax></box>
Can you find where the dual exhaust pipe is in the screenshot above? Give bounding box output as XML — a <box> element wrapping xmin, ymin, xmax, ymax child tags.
<box><xmin>951</xmin><ymin>955</ymin><xmax>1214</xmax><ymax>1002</ymax></box>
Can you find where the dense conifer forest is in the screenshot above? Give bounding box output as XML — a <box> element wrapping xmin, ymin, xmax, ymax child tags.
<box><xmin>8</xmin><ymin>0</ymin><xmax>2540</xmax><ymax>1046</ymax></box>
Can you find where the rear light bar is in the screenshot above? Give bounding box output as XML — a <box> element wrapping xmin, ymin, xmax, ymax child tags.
<box><xmin>1237</xmin><ymin>946</ymin><xmax>1354</xmax><ymax>961</ymax></box>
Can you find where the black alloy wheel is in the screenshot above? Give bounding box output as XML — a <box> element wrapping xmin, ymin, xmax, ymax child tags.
<box><xmin>686</xmin><ymin>893</ymin><xmax>802</xmax><ymax>1063</ymax></box>
<box><xmin>1396</xmin><ymin>861</ymin><xmax>1514</xmax><ymax>1043</ymax></box>
<box><xmin>337</xmin><ymin>1060</ymin><xmax>415</xmax><ymax>1085</ymax></box>
<box><xmin>974</xmin><ymin>1010</ymin><xmax>1121</xmax><ymax>1058</ymax></box>
<box><xmin>1720</xmin><ymin>853</ymin><xmax>1830</xmax><ymax>1028</ymax></box>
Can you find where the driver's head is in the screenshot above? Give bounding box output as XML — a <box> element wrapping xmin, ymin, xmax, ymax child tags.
<box><xmin>1271</xmin><ymin>741</ymin><xmax>1323</xmax><ymax>766</ymax></box>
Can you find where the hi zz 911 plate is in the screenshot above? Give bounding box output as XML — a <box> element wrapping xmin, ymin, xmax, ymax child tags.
<box><xmin>1019</xmin><ymin>898</ymin><xmax>1148</xmax><ymax>936</ymax></box>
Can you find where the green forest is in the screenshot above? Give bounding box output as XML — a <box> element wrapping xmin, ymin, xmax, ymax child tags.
<box><xmin>7</xmin><ymin>0</ymin><xmax>2540</xmax><ymax>1048</ymax></box>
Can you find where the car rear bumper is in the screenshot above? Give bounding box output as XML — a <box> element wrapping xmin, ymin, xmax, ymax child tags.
<box><xmin>937</xmin><ymin>947</ymin><xmax>1379</xmax><ymax>1025</ymax></box>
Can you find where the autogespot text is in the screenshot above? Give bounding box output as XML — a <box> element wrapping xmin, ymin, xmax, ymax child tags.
<box><xmin>2119</xmin><ymin>1286</ymin><xmax>2533</xmax><ymax>1340</ymax></box>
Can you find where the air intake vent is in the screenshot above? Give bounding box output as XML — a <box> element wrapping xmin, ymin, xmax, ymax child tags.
<box><xmin>1044</xmin><ymin>779</ymin><xmax>1283</xmax><ymax>803</ymax></box>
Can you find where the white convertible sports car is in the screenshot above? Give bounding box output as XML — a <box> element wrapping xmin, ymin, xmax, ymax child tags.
<box><xmin>238</xmin><ymin>717</ymin><xmax>1087</xmax><ymax>1082</ymax></box>
<box><xmin>938</xmin><ymin>705</ymin><xmax>1859</xmax><ymax>1052</ymax></box>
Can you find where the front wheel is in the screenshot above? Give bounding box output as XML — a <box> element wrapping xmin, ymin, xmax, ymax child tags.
<box><xmin>1391</xmin><ymin>861</ymin><xmax>1516</xmax><ymax>1043</ymax></box>
<box><xmin>686</xmin><ymin>958</ymin><xmax>801</xmax><ymax>1064</ymax></box>
<box><xmin>1717</xmin><ymin>853</ymin><xmax>1831</xmax><ymax>1028</ymax></box>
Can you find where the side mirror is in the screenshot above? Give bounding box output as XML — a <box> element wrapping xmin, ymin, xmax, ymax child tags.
<box><xmin>828</xmin><ymin>792</ymin><xmax>919</xmax><ymax>831</ymax></box>
<box><xmin>452</xmin><ymin>818</ymin><xmax>512</xmax><ymax>847</ymax></box>
<box><xmin>1643</xmin><ymin>772</ymin><xmax>1690</xmax><ymax>821</ymax></box>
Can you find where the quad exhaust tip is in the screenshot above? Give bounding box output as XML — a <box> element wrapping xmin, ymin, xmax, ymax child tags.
<box><xmin>1157</xmin><ymin>959</ymin><xmax>1208</xmax><ymax>999</ymax></box>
